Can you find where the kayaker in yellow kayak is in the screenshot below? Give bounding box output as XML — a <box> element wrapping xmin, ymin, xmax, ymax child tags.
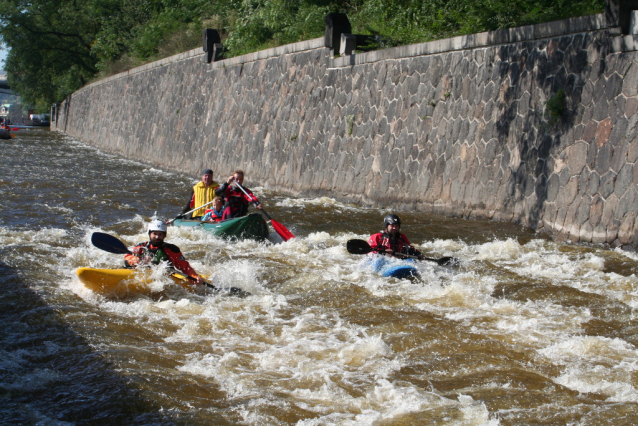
<box><xmin>124</xmin><ymin>220</ymin><xmax>204</xmax><ymax>285</ymax></box>
<box><xmin>177</xmin><ymin>168</ymin><xmax>219</xmax><ymax>220</ymax></box>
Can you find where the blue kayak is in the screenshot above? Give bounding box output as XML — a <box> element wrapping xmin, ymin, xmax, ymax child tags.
<box><xmin>363</xmin><ymin>255</ymin><xmax>420</xmax><ymax>279</ymax></box>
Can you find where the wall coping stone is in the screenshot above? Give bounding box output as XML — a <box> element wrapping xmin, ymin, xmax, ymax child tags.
<box><xmin>76</xmin><ymin>37</ymin><xmax>325</xmax><ymax>94</ymax></box>
<box><xmin>76</xmin><ymin>46</ymin><xmax>205</xmax><ymax>93</ymax></box>
<box><xmin>611</xmin><ymin>33</ymin><xmax>638</xmax><ymax>51</ymax></box>
<box><xmin>331</xmin><ymin>13</ymin><xmax>610</xmax><ymax>68</ymax></box>
<box><xmin>210</xmin><ymin>37</ymin><xmax>325</xmax><ymax>69</ymax></box>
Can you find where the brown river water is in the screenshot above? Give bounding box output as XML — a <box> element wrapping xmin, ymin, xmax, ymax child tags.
<box><xmin>1</xmin><ymin>129</ymin><xmax>637</xmax><ymax>425</ymax></box>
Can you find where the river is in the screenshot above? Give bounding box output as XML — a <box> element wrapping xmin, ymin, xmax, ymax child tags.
<box><xmin>1</xmin><ymin>129</ymin><xmax>637</xmax><ymax>425</ymax></box>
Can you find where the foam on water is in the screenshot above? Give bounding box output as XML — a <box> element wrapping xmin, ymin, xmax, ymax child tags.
<box><xmin>538</xmin><ymin>336</ymin><xmax>638</xmax><ymax>402</ymax></box>
<box><xmin>273</xmin><ymin>195</ymin><xmax>374</xmax><ymax>212</ymax></box>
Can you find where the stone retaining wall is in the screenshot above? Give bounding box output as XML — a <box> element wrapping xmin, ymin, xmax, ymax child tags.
<box><xmin>54</xmin><ymin>10</ymin><xmax>638</xmax><ymax>247</ymax></box>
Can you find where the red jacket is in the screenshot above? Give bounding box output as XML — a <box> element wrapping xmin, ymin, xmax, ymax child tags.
<box><xmin>368</xmin><ymin>232</ymin><xmax>422</xmax><ymax>257</ymax></box>
<box><xmin>215</xmin><ymin>183</ymin><xmax>260</xmax><ymax>219</ymax></box>
<box><xmin>124</xmin><ymin>241</ymin><xmax>198</xmax><ymax>279</ymax></box>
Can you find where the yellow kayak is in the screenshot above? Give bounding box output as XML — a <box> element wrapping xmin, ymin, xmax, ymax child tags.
<box><xmin>76</xmin><ymin>267</ymin><xmax>198</xmax><ymax>294</ymax></box>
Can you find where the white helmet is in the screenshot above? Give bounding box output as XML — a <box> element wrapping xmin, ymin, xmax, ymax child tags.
<box><xmin>148</xmin><ymin>219</ymin><xmax>167</xmax><ymax>235</ymax></box>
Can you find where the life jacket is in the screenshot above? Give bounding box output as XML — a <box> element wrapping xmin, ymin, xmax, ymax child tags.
<box><xmin>217</xmin><ymin>184</ymin><xmax>258</xmax><ymax>219</ymax></box>
<box><xmin>225</xmin><ymin>187</ymin><xmax>249</xmax><ymax>216</ymax></box>
<box><xmin>203</xmin><ymin>208</ymin><xmax>223</xmax><ymax>222</ymax></box>
<box><xmin>125</xmin><ymin>241</ymin><xmax>198</xmax><ymax>279</ymax></box>
<box><xmin>192</xmin><ymin>181</ymin><xmax>219</xmax><ymax>217</ymax></box>
<box><xmin>368</xmin><ymin>231</ymin><xmax>420</xmax><ymax>257</ymax></box>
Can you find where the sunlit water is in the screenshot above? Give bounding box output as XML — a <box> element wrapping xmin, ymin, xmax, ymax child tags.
<box><xmin>1</xmin><ymin>129</ymin><xmax>637</xmax><ymax>425</ymax></box>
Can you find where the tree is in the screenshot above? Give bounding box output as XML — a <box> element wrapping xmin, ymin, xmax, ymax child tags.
<box><xmin>0</xmin><ymin>0</ymin><xmax>105</xmax><ymax>105</ymax></box>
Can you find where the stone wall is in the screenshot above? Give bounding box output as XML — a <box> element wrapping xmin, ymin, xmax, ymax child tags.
<box><xmin>54</xmin><ymin>10</ymin><xmax>638</xmax><ymax>247</ymax></box>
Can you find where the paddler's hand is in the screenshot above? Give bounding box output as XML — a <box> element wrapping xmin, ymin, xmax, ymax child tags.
<box><xmin>194</xmin><ymin>275</ymin><xmax>204</xmax><ymax>285</ymax></box>
<box><xmin>226</xmin><ymin>175</ymin><xmax>235</xmax><ymax>184</ymax></box>
<box><xmin>124</xmin><ymin>255</ymin><xmax>140</xmax><ymax>266</ymax></box>
<box><xmin>254</xmin><ymin>202</ymin><xmax>262</xmax><ymax>210</ymax></box>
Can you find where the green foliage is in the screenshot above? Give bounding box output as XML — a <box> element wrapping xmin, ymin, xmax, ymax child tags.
<box><xmin>350</xmin><ymin>0</ymin><xmax>604</xmax><ymax>45</ymax></box>
<box><xmin>346</xmin><ymin>114</ymin><xmax>354</xmax><ymax>135</ymax></box>
<box><xmin>0</xmin><ymin>0</ymin><xmax>605</xmax><ymax>104</ymax></box>
<box><xmin>545</xmin><ymin>89</ymin><xmax>566</xmax><ymax>124</ymax></box>
<box><xmin>0</xmin><ymin>0</ymin><xmax>102</xmax><ymax>105</ymax></box>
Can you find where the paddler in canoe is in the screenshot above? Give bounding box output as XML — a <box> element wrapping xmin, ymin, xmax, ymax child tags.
<box><xmin>201</xmin><ymin>196</ymin><xmax>224</xmax><ymax>222</ymax></box>
<box><xmin>170</xmin><ymin>168</ymin><xmax>295</xmax><ymax>242</ymax></box>
<box><xmin>124</xmin><ymin>219</ymin><xmax>204</xmax><ymax>285</ymax></box>
<box><xmin>368</xmin><ymin>214</ymin><xmax>426</xmax><ymax>260</ymax></box>
<box><xmin>215</xmin><ymin>169</ymin><xmax>263</xmax><ymax>220</ymax></box>
<box><xmin>176</xmin><ymin>168</ymin><xmax>219</xmax><ymax>220</ymax></box>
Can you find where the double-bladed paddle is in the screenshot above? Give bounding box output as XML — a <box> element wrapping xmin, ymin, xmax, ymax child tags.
<box><xmin>233</xmin><ymin>181</ymin><xmax>295</xmax><ymax>242</ymax></box>
<box><xmin>90</xmin><ymin>232</ymin><xmax>249</xmax><ymax>295</ymax></box>
<box><xmin>346</xmin><ymin>239</ymin><xmax>458</xmax><ymax>266</ymax></box>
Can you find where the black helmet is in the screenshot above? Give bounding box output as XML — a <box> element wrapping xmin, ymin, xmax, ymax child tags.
<box><xmin>384</xmin><ymin>214</ymin><xmax>401</xmax><ymax>227</ymax></box>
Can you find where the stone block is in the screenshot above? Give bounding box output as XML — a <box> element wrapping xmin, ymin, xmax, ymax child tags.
<box><xmin>325</xmin><ymin>13</ymin><xmax>351</xmax><ymax>52</ymax></box>
<box><xmin>340</xmin><ymin>33</ymin><xmax>357</xmax><ymax>56</ymax></box>
<box><xmin>622</xmin><ymin>62</ymin><xmax>638</xmax><ymax>97</ymax></box>
<box><xmin>203</xmin><ymin>29</ymin><xmax>221</xmax><ymax>53</ymax></box>
<box><xmin>595</xmin><ymin>118</ymin><xmax>613</xmax><ymax>147</ymax></box>
<box><xmin>606</xmin><ymin>0</ymin><xmax>638</xmax><ymax>34</ymax></box>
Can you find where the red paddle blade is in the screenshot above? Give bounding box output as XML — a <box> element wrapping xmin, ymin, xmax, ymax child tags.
<box><xmin>11</xmin><ymin>128</ymin><xmax>19</xmax><ymax>131</ymax></box>
<box><xmin>271</xmin><ymin>219</ymin><xmax>295</xmax><ymax>241</ymax></box>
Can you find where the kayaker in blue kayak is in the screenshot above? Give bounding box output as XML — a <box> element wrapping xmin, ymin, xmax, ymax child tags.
<box><xmin>177</xmin><ymin>169</ymin><xmax>220</xmax><ymax>220</ymax></box>
<box><xmin>368</xmin><ymin>214</ymin><xmax>426</xmax><ymax>260</ymax></box>
<box><xmin>215</xmin><ymin>170</ymin><xmax>263</xmax><ymax>220</ymax></box>
<box><xmin>124</xmin><ymin>220</ymin><xmax>204</xmax><ymax>285</ymax></box>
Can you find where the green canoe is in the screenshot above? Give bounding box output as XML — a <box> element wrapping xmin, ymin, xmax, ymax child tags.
<box><xmin>172</xmin><ymin>212</ymin><xmax>270</xmax><ymax>240</ymax></box>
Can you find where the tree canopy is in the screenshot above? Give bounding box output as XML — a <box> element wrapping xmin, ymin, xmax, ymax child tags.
<box><xmin>0</xmin><ymin>0</ymin><xmax>604</xmax><ymax>109</ymax></box>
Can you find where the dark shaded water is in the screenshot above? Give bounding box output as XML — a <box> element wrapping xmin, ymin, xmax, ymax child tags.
<box><xmin>1</xmin><ymin>130</ymin><xmax>637</xmax><ymax>425</ymax></box>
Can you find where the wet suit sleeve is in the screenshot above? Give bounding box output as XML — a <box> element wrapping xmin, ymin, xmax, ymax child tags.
<box><xmin>163</xmin><ymin>244</ymin><xmax>198</xmax><ymax>279</ymax></box>
<box><xmin>242</xmin><ymin>188</ymin><xmax>260</xmax><ymax>205</ymax></box>
<box><xmin>368</xmin><ymin>233</ymin><xmax>384</xmax><ymax>252</ymax></box>
<box><xmin>215</xmin><ymin>183</ymin><xmax>229</xmax><ymax>197</ymax></box>
<box><xmin>123</xmin><ymin>243</ymin><xmax>146</xmax><ymax>267</ymax></box>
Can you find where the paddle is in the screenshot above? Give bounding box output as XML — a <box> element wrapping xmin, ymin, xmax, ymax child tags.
<box><xmin>232</xmin><ymin>181</ymin><xmax>295</xmax><ymax>241</ymax></box>
<box><xmin>346</xmin><ymin>239</ymin><xmax>458</xmax><ymax>266</ymax></box>
<box><xmin>166</xmin><ymin>199</ymin><xmax>217</xmax><ymax>224</ymax></box>
<box><xmin>90</xmin><ymin>232</ymin><xmax>248</xmax><ymax>295</ymax></box>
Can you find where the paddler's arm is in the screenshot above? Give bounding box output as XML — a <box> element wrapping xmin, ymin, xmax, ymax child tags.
<box><xmin>244</xmin><ymin>189</ymin><xmax>262</xmax><ymax>209</ymax></box>
<box><xmin>123</xmin><ymin>254</ymin><xmax>140</xmax><ymax>267</ymax></box>
<box><xmin>179</xmin><ymin>192</ymin><xmax>195</xmax><ymax>215</ymax></box>
<box><xmin>215</xmin><ymin>182</ymin><xmax>229</xmax><ymax>196</ymax></box>
<box><xmin>123</xmin><ymin>244</ymin><xmax>144</xmax><ymax>267</ymax></box>
<box><xmin>367</xmin><ymin>233</ymin><xmax>389</xmax><ymax>255</ymax></box>
<box><xmin>399</xmin><ymin>235</ymin><xmax>424</xmax><ymax>259</ymax></box>
<box><xmin>164</xmin><ymin>244</ymin><xmax>204</xmax><ymax>285</ymax></box>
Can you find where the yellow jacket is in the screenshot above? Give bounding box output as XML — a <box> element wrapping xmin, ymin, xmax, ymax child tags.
<box><xmin>192</xmin><ymin>181</ymin><xmax>219</xmax><ymax>217</ymax></box>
